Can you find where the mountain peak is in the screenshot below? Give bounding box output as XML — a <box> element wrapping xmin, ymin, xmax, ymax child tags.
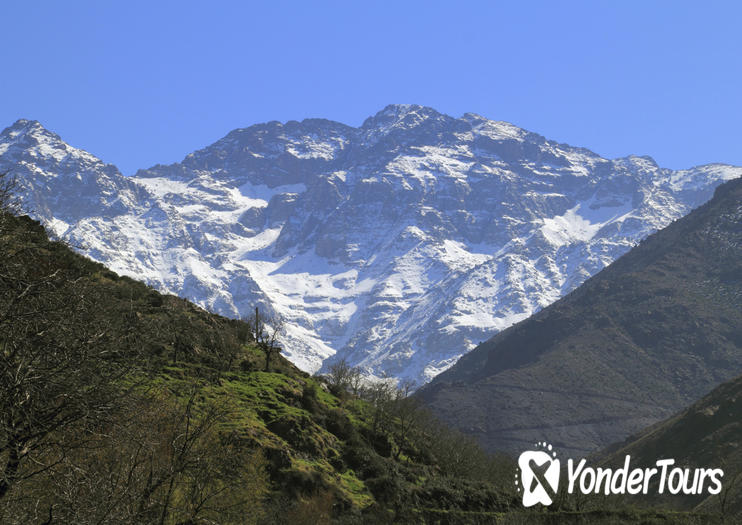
<box><xmin>377</xmin><ymin>103</ymin><xmax>431</xmax><ymax>116</ymax></box>
<box><xmin>1</xmin><ymin>118</ymin><xmax>65</xmax><ymax>147</ymax></box>
<box><xmin>0</xmin><ymin>119</ymin><xmax>110</xmax><ymax>175</ymax></box>
<box><xmin>361</xmin><ymin>104</ymin><xmax>445</xmax><ymax>130</ymax></box>
<box><xmin>10</xmin><ymin>118</ymin><xmax>42</xmax><ymax>129</ymax></box>
<box><xmin>0</xmin><ymin>118</ymin><xmax>50</xmax><ymax>139</ymax></box>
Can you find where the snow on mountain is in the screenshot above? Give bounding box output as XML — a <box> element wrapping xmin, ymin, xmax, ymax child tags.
<box><xmin>2</xmin><ymin>108</ymin><xmax>740</xmax><ymax>383</ymax></box>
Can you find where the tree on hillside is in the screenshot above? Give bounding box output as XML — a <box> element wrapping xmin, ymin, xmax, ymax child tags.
<box><xmin>0</xmin><ymin>173</ymin><xmax>17</xmax><ymax>209</ymax></box>
<box><xmin>325</xmin><ymin>359</ymin><xmax>364</xmax><ymax>397</ymax></box>
<box><xmin>0</xmin><ymin>172</ymin><xmax>19</xmax><ymax>233</ymax></box>
<box><xmin>246</xmin><ymin>307</ymin><xmax>284</xmax><ymax>372</ymax></box>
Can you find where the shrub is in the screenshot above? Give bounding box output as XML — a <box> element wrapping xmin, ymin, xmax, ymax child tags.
<box><xmin>325</xmin><ymin>408</ymin><xmax>356</xmax><ymax>441</ymax></box>
<box><xmin>301</xmin><ymin>382</ymin><xmax>321</xmax><ymax>414</ymax></box>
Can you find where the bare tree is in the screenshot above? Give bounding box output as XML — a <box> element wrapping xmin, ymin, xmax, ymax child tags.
<box><xmin>0</xmin><ymin>172</ymin><xmax>20</xmax><ymax>235</ymax></box>
<box><xmin>388</xmin><ymin>380</ymin><xmax>421</xmax><ymax>460</ymax></box>
<box><xmin>362</xmin><ymin>378</ymin><xmax>397</xmax><ymax>434</ymax></box>
<box><xmin>0</xmin><ymin>172</ymin><xmax>19</xmax><ymax>215</ymax></box>
<box><xmin>347</xmin><ymin>365</ymin><xmax>364</xmax><ymax>397</ymax></box>
<box><xmin>324</xmin><ymin>358</ymin><xmax>365</xmax><ymax>398</ymax></box>
<box><xmin>325</xmin><ymin>359</ymin><xmax>352</xmax><ymax>394</ymax></box>
<box><xmin>247</xmin><ymin>307</ymin><xmax>285</xmax><ymax>372</ymax></box>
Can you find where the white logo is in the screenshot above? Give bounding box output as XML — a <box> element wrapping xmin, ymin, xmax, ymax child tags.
<box><xmin>515</xmin><ymin>441</ymin><xmax>725</xmax><ymax>507</ymax></box>
<box><xmin>516</xmin><ymin>442</ymin><xmax>560</xmax><ymax>507</ymax></box>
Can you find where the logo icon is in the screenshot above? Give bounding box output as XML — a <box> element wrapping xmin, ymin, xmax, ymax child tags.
<box><xmin>516</xmin><ymin>442</ymin><xmax>560</xmax><ymax>507</ymax></box>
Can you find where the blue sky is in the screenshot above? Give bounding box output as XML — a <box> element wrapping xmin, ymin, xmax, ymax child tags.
<box><xmin>3</xmin><ymin>1</ymin><xmax>741</xmax><ymax>175</ymax></box>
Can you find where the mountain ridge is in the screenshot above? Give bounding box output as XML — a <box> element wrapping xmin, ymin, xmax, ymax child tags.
<box><xmin>2</xmin><ymin>106</ymin><xmax>740</xmax><ymax>384</ymax></box>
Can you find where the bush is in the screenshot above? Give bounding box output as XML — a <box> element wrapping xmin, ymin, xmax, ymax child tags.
<box><xmin>301</xmin><ymin>382</ymin><xmax>321</xmax><ymax>414</ymax></box>
<box><xmin>283</xmin><ymin>468</ymin><xmax>328</xmax><ymax>498</ymax></box>
<box><xmin>325</xmin><ymin>408</ymin><xmax>357</xmax><ymax>441</ymax></box>
<box><xmin>365</xmin><ymin>475</ymin><xmax>403</xmax><ymax>505</ymax></box>
<box><xmin>364</xmin><ymin>428</ymin><xmax>394</xmax><ymax>458</ymax></box>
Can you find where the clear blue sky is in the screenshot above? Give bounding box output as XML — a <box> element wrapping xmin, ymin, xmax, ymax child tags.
<box><xmin>3</xmin><ymin>1</ymin><xmax>741</xmax><ymax>175</ymax></box>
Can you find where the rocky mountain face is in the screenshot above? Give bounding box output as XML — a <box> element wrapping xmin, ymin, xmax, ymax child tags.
<box><xmin>418</xmin><ymin>177</ymin><xmax>742</xmax><ymax>457</ymax></box>
<box><xmin>1</xmin><ymin>106</ymin><xmax>740</xmax><ymax>384</ymax></box>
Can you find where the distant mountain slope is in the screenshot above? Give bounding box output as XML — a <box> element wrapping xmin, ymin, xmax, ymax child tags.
<box><xmin>418</xmin><ymin>177</ymin><xmax>742</xmax><ymax>456</ymax></box>
<box><xmin>1</xmin><ymin>108</ymin><xmax>740</xmax><ymax>384</ymax></box>
<box><xmin>597</xmin><ymin>373</ymin><xmax>742</xmax><ymax>517</ymax></box>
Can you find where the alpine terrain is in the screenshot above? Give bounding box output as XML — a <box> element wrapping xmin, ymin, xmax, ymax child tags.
<box><xmin>418</xmin><ymin>177</ymin><xmax>742</xmax><ymax>457</ymax></box>
<box><xmin>1</xmin><ymin>105</ymin><xmax>740</xmax><ymax>385</ymax></box>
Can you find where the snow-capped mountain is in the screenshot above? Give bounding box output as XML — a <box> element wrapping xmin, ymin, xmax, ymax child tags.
<box><xmin>1</xmin><ymin>106</ymin><xmax>740</xmax><ymax>384</ymax></box>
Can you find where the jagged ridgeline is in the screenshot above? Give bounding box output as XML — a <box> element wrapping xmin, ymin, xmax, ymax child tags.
<box><xmin>3</xmin><ymin>110</ymin><xmax>741</xmax><ymax>387</ymax></box>
<box><xmin>419</xmin><ymin>176</ymin><xmax>742</xmax><ymax>458</ymax></box>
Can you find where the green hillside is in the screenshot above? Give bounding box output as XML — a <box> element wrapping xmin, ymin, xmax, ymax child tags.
<box><xmin>0</xmin><ymin>206</ymin><xmax>521</xmax><ymax>523</ymax></box>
